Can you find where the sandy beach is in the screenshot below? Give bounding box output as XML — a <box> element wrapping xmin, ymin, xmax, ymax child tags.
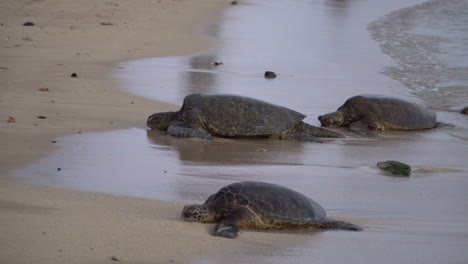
<box><xmin>0</xmin><ymin>0</ymin><xmax>244</xmax><ymax>263</ymax></box>
<box><xmin>2</xmin><ymin>0</ymin><xmax>468</xmax><ymax>263</ymax></box>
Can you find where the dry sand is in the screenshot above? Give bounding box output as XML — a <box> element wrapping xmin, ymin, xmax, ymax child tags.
<box><xmin>0</xmin><ymin>0</ymin><xmax>258</xmax><ymax>263</ymax></box>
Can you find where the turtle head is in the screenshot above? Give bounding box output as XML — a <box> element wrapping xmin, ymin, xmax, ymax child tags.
<box><xmin>182</xmin><ymin>204</ymin><xmax>215</xmax><ymax>223</ymax></box>
<box><xmin>147</xmin><ymin>111</ymin><xmax>178</xmax><ymax>131</ymax></box>
<box><xmin>318</xmin><ymin>111</ymin><xmax>346</xmax><ymax>127</ymax></box>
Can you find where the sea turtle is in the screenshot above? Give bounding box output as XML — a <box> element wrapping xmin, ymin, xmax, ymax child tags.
<box><xmin>182</xmin><ymin>181</ymin><xmax>362</xmax><ymax>238</ymax></box>
<box><xmin>318</xmin><ymin>95</ymin><xmax>438</xmax><ymax>134</ymax></box>
<box><xmin>148</xmin><ymin>93</ymin><xmax>343</xmax><ymax>142</ymax></box>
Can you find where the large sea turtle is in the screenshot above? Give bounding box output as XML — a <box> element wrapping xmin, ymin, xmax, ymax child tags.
<box><xmin>318</xmin><ymin>95</ymin><xmax>439</xmax><ymax>134</ymax></box>
<box><xmin>182</xmin><ymin>181</ymin><xmax>362</xmax><ymax>238</ymax></box>
<box><xmin>148</xmin><ymin>93</ymin><xmax>343</xmax><ymax>142</ymax></box>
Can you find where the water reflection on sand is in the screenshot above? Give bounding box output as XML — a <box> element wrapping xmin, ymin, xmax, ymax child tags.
<box><xmin>11</xmin><ymin>0</ymin><xmax>468</xmax><ymax>263</ymax></box>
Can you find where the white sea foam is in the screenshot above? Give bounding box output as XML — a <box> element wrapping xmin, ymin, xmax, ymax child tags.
<box><xmin>368</xmin><ymin>0</ymin><xmax>468</xmax><ymax>110</ymax></box>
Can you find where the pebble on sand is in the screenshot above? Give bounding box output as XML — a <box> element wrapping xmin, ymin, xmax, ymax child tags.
<box><xmin>264</xmin><ymin>71</ymin><xmax>277</xmax><ymax>79</ymax></box>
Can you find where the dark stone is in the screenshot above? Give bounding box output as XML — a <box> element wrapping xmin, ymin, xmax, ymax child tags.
<box><xmin>377</xmin><ymin>160</ymin><xmax>411</xmax><ymax>176</ymax></box>
<box><xmin>231</xmin><ymin>1</ymin><xmax>238</xmax><ymax>5</ymax></box>
<box><xmin>110</xmin><ymin>256</ymin><xmax>120</xmax><ymax>261</ymax></box>
<box><xmin>70</xmin><ymin>73</ymin><xmax>78</xmax><ymax>78</ymax></box>
<box><xmin>264</xmin><ymin>71</ymin><xmax>277</xmax><ymax>79</ymax></box>
<box><xmin>23</xmin><ymin>22</ymin><xmax>35</xmax><ymax>26</ymax></box>
<box><xmin>461</xmin><ymin>107</ymin><xmax>468</xmax><ymax>115</ymax></box>
<box><xmin>37</xmin><ymin>116</ymin><xmax>47</xmax><ymax>119</ymax></box>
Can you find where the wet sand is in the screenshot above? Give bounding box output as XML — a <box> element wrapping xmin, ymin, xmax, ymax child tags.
<box><xmin>2</xmin><ymin>0</ymin><xmax>468</xmax><ymax>263</ymax></box>
<box><xmin>0</xmin><ymin>0</ymin><xmax>240</xmax><ymax>263</ymax></box>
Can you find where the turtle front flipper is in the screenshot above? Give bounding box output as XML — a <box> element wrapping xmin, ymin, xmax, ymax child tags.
<box><xmin>296</xmin><ymin>121</ymin><xmax>344</xmax><ymax>138</ymax></box>
<box><xmin>349</xmin><ymin>120</ymin><xmax>377</xmax><ymax>137</ymax></box>
<box><xmin>167</xmin><ymin>122</ymin><xmax>213</xmax><ymax>140</ymax></box>
<box><xmin>215</xmin><ymin>219</ymin><xmax>240</xmax><ymax>238</ymax></box>
<box><xmin>316</xmin><ymin>218</ymin><xmax>362</xmax><ymax>231</ymax></box>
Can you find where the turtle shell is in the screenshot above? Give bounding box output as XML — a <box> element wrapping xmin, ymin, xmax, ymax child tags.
<box><xmin>178</xmin><ymin>94</ymin><xmax>306</xmax><ymax>137</ymax></box>
<box><xmin>343</xmin><ymin>95</ymin><xmax>437</xmax><ymax>130</ymax></box>
<box><xmin>206</xmin><ymin>181</ymin><xmax>326</xmax><ymax>225</ymax></box>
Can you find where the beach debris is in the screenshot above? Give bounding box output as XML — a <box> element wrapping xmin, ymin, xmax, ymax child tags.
<box><xmin>37</xmin><ymin>116</ymin><xmax>47</xmax><ymax>119</ymax></box>
<box><xmin>212</xmin><ymin>61</ymin><xmax>224</xmax><ymax>66</ymax></box>
<box><xmin>377</xmin><ymin>160</ymin><xmax>411</xmax><ymax>176</ymax></box>
<box><xmin>231</xmin><ymin>1</ymin><xmax>238</xmax><ymax>5</ymax></box>
<box><xmin>100</xmin><ymin>22</ymin><xmax>114</xmax><ymax>26</ymax></box>
<box><xmin>70</xmin><ymin>73</ymin><xmax>78</xmax><ymax>78</ymax></box>
<box><xmin>257</xmin><ymin>148</ymin><xmax>267</xmax><ymax>152</ymax></box>
<box><xmin>110</xmin><ymin>256</ymin><xmax>120</xmax><ymax>261</ymax></box>
<box><xmin>461</xmin><ymin>107</ymin><xmax>468</xmax><ymax>115</ymax></box>
<box><xmin>38</xmin><ymin>88</ymin><xmax>49</xmax><ymax>92</ymax></box>
<box><xmin>23</xmin><ymin>22</ymin><xmax>35</xmax><ymax>26</ymax></box>
<box><xmin>7</xmin><ymin>116</ymin><xmax>16</xmax><ymax>123</ymax></box>
<box><xmin>264</xmin><ymin>71</ymin><xmax>277</xmax><ymax>79</ymax></box>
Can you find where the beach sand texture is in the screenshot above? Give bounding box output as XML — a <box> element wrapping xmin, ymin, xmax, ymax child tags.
<box><xmin>1</xmin><ymin>0</ymin><xmax>468</xmax><ymax>263</ymax></box>
<box><xmin>0</xmin><ymin>0</ymin><xmax>242</xmax><ymax>263</ymax></box>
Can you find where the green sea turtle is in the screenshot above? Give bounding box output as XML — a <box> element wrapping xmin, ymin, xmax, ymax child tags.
<box><xmin>318</xmin><ymin>95</ymin><xmax>439</xmax><ymax>134</ymax></box>
<box><xmin>182</xmin><ymin>181</ymin><xmax>362</xmax><ymax>238</ymax></box>
<box><xmin>148</xmin><ymin>93</ymin><xmax>343</xmax><ymax>142</ymax></box>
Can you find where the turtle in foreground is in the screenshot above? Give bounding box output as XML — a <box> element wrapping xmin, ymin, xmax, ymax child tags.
<box><xmin>318</xmin><ymin>95</ymin><xmax>440</xmax><ymax>135</ymax></box>
<box><xmin>182</xmin><ymin>181</ymin><xmax>362</xmax><ymax>238</ymax></box>
<box><xmin>148</xmin><ymin>93</ymin><xmax>343</xmax><ymax>142</ymax></box>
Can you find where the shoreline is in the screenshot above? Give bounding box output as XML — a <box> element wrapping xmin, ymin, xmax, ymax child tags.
<box><xmin>0</xmin><ymin>0</ymin><xmax>239</xmax><ymax>263</ymax></box>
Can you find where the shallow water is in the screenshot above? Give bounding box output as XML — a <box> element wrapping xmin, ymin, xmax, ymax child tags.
<box><xmin>12</xmin><ymin>0</ymin><xmax>468</xmax><ymax>263</ymax></box>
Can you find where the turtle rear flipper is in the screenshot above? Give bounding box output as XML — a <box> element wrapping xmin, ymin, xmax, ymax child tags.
<box><xmin>281</xmin><ymin>131</ymin><xmax>323</xmax><ymax>143</ymax></box>
<box><xmin>167</xmin><ymin>122</ymin><xmax>213</xmax><ymax>140</ymax></box>
<box><xmin>316</xmin><ymin>218</ymin><xmax>362</xmax><ymax>231</ymax></box>
<box><xmin>297</xmin><ymin>122</ymin><xmax>344</xmax><ymax>138</ymax></box>
<box><xmin>435</xmin><ymin>122</ymin><xmax>455</xmax><ymax>129</ymax></box>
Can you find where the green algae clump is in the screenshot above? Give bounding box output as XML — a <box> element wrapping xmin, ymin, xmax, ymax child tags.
<box><xmin>377</xmin><ymin>160</ymin><xmax>411</xmax><ymax>176</ymax></box>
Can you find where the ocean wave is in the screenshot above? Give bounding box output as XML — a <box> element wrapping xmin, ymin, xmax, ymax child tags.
<box><xmin>368</xmin><ymin>0</ymin><xmax>468</xmax><ymax>111</ymax></box>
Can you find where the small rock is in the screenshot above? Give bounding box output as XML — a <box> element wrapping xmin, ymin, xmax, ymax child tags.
<box><xmin>37</xmin><ymin>116</ymin><xmax>47</xmax><ymax>119</ymax></box>
<box><xmin>461</xmin><ymin>107</ymin><xmax>468</xmax><ymax>115</ymax></box>
<box><xmin>70</xmin><ymin>73</ymin><xmax>78</xmax><ymax>78</ymax></box>
<box><xmin>377</xmin><ymin>160</ymin><xmax>411</xmax><ymax>176</ymax></box>
<box><xmin>231</xmin><ymin>1</ymin><xmax>238</xmax><ymax>5</ymax></box>
<box><xmin>23</xmin><ymin>22</ymin><xmax>35</xmax><ymax>26</ymax></box>
<box><xmin>100</xmin><ymin>22</ymin><xmax>114</xmax><ymax>26</ymax></box>
<box><xmin>110</xmin><ymin>256</ymin><xmax>120</xmax><ymax>261</ymax></box>
<box><xmin>57</xmin><ymin>168</ymin><xmax>61</xmax><ymax>171</ymax></box>
<box><xmin>38</xmin><ymin>88</ymin><xmax>49</xmax><ymax>92</ymax></box>
<box><xmin>257</xmin><ymin>149</ymin><xmax>267</xmax><ymax>152</ymax></box>
<box><xmin>51</xmin><ymin>140</ymin><xmax>57</xmax><ymax>143</ymax></box>
<box><xmin>212</xmin><ymin>62</ymin><xmax>224</xmax><ymax>66</ymax></box>
<box><xmin>264</xmin><ymin>71</ymin><xmax>277</xmax><ymax>79</ymax></box>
